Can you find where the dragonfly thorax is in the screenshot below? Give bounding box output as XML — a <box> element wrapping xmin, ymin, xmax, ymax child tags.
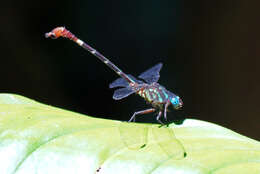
<box><xmin>136</xmin><ymin>82</ymin><xmax>183</xmax><ymax>110</ymax></box>
<box><xmin>137</xmin><ymin>83</ymin><xmax>168</xmax><ymax>106</ymax></box>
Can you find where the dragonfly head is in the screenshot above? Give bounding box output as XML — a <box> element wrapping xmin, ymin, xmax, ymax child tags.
<box><xmin>170</xmin><ymin>96</ymin><xmax>183</xmax><ymax>110</ymax></box>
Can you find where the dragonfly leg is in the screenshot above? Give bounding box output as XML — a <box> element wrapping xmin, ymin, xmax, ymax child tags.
<box><xmin>128</xmin><ymin>108</ymin><xmax>156</xmax><ymax>122</ymax></box>
<box><xmin>156</xmin><ymin>111</ymin><xmax>163</xmax><ymax>124</ymax></box>
<box><xmin>164</xmin><ymin>101</ymin><xmax>171</xmax><ymax>121</ymax></box>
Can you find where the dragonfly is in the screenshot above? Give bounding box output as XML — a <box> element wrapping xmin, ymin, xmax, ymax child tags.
<box><xmin>45</xmin><ymin>27</ymin><xmax>183</xmax><ymax>124</ymax></box>
<box><xmin>45</xmin><ymin>27</ymin><xmax>186</xmax><ymax>158</ymax></box>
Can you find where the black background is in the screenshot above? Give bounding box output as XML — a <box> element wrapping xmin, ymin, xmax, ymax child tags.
<box><xmin>1</xmin><ymin>1</ymin><xmax>260</xmax><ymax>140</ymax></box>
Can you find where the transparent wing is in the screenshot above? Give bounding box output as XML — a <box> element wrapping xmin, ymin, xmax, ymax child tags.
<box><xmin>119</xmin><ymin>122</ymin><xmax>186</xmax><ymax>159</ymax></box>
<box><xmin>109</xmin><ymin>74</ymin><xmax>142</xmax><ymax>88</ymax></box>
<box><xmin>112</xmin><ymin>87</ymin><xmax>135</xmax><ymax>100</ymax></box>
<box><xmin>118</xmin><ymin>122</ymin><xmax>148</xmax><ymax>150</ymax></box>
<box><xmin>152</xmin><ymin>125</ymin><xmax>186</xmax><ymax>159</ymax></box>
<box><xmin>138</xmin><ymin>63</ymin><xmax>163</xmax><ymax>84</ymax></box>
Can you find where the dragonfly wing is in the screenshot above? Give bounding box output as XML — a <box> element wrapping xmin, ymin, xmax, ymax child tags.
<box><xmin>118</xmin><ymin>123</ymin><xmax>186</xmax><ymax>158</ymax></box>
<box><xmin>109</xmin><ymin>74</ymin><xmax>142</xmax><ymax>88</ymax></box>
<box><xmin>112</xmin><ymin>87</ymin><xmax>135</xmax><ymax>100</ymax></box>
<box><xmin>138</xmin><ymin>63</ymin><xmax>163</xmax><ymax>84</ymax></box>
<box><xmin>119</xmin><ymin>122</ymin><xmax>148</xmax><ymax>150</ymax></box>
<box><xmin>152</xmin><ymin>125</ymin><xmax>186</xmax><ymax>159</ymax></box>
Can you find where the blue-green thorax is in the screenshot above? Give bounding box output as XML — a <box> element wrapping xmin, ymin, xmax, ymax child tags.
<box><xmin>137</xmin><ymin>83</ymin><xmax>183</xmax><ymax>110</ymax></box>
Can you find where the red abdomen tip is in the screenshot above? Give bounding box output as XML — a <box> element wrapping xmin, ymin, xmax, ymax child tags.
<box><xmin>45</xmin><ymin>27</ymin><xmax>65</xmax><ymax>39</ymax></box>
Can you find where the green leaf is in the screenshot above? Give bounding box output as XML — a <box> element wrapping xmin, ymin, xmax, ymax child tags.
<box><xmin>0</xmin><ymin>94</ymin><xmax>260</xmax><ymax>174</ymax></box>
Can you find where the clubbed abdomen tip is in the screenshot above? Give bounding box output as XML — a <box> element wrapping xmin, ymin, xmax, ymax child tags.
<box><xmin>45</xmin><ymin>27</ymin><xmax>66</xmax><ymax>39</ymax></box>
<box><xmin>45</xmin><ymin>26</ymin><xmax>77</xmax><ymax>41</ymax></box>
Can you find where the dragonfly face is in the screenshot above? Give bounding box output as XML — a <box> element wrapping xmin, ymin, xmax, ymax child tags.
<box><xmin>170</xmin><ymin>96</ymin><xmax>183</xmax><ymax>110</ymax></box>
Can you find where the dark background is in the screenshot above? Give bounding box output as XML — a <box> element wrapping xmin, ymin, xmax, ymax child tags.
<box><xmin>1</xmin><ymin>1</ymin><xmax>260</xmax><ymax>140</ymax></box>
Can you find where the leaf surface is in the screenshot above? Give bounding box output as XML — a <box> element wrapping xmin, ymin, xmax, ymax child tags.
<box><xmin>0</xmin><ymin>94</ymin><xmax>260</xmax><ymax>174</ymax></box>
